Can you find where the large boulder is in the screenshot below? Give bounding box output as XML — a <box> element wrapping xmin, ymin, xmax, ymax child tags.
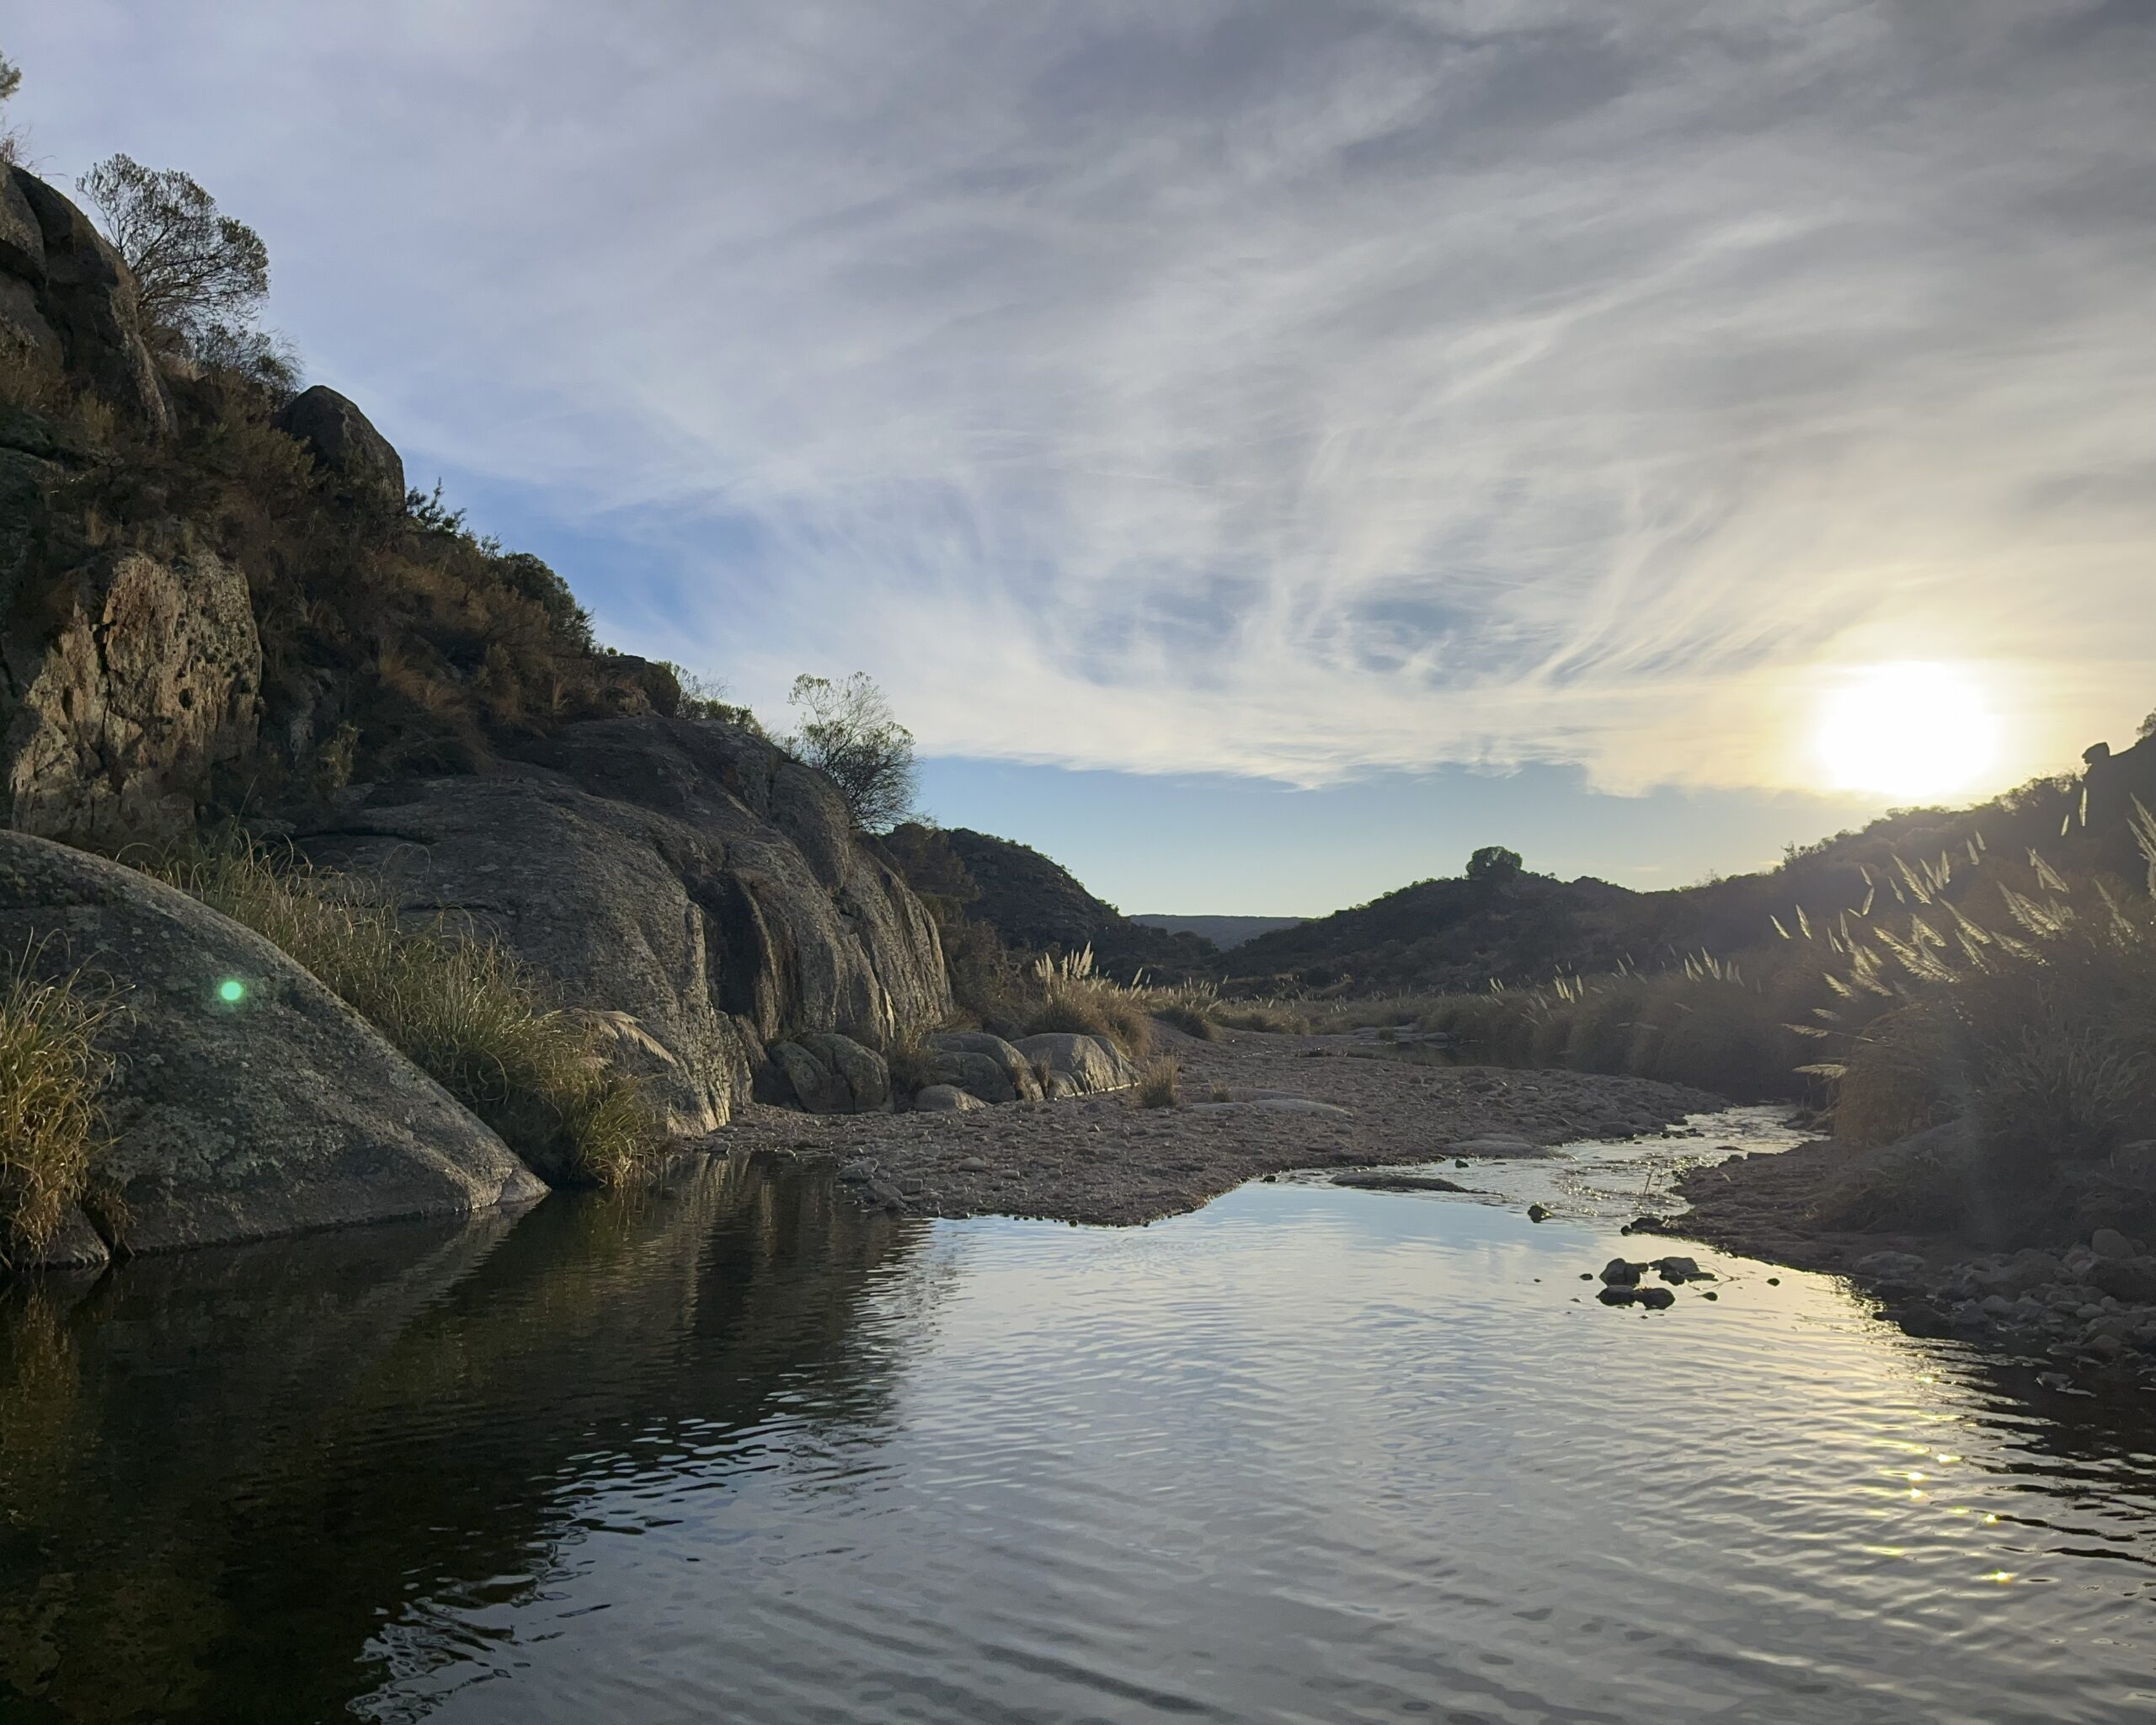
<box><xmin>296</xmin><ymin>716</ymin><xmax>950</xmax><ymax>1135</ymax></box>
<box><xmin>2</xmin><ymin>547</ymin><xmax>263</xmax><ymax>846</ymax></box>
<box><xmin>0</xmin><ymin>832</ymin><xmax>546</xmax><ymax>1266</ymax></box>
<box><xmin>770</xmin><ymin>1033</ymin><xmax>891</xmax><ymax>1115</ymax></box>
<box><xmin>927</xmin><ymin>1030</ymin><xmax>1042</xmax><ymax>1105</ymax></box>
<box><xmin>4</xmin><ymin>169</ymin><xmax>170</xmax><ymax>435</ymax></box>
<box><xmin>1015</xmin><ymin>1032</ymin><xmax>1137</xmax><ymax>1097</ymax></box>
<box><xmin>275</xmin><ymin>384</ymin><xmax>405</xmax><ymax>500</ymax></box>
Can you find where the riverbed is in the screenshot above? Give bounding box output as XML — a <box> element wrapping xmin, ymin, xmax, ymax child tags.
<box><xmin>3</xmin><ymin>1128</ymin><xmax>2153</xmax><ymax>1722</ymax></box>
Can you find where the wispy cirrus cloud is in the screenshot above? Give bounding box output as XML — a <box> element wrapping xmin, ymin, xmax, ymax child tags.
<box><xmin>14</xmin><ymin>0</ymin><xmax>2156</xmax><ymax>790</ymax></box>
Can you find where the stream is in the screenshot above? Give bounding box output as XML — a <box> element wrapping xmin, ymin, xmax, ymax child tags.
<box><xmin>2</xmin><ymin>1110</ymin><xmax>2153</xmax><ymax>1722</ymax></box>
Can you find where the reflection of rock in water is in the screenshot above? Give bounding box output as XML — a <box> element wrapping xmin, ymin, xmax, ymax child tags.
<box><xmin>0</xmin><ymin>1159</ymin><xmax>918</xmax><ymax>1724</ymax></box>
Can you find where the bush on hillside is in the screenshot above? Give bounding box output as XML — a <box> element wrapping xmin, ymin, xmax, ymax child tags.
<box><xmin>786</xmin><ymin>672</ymin><xmax>917</xmax><ymax>832</ymax></box>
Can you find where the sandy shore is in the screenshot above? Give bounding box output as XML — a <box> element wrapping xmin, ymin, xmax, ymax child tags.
<box><xmin>712</xmin><ymin>1025</ymin><xmax>1724</xmax><ymax>1226</ymax></box>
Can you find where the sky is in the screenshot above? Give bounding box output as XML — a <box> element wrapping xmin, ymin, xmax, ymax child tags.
<box><xmin>8</xmin><ymin>2</ymin><xmax>2154</xmax><ymax>915</ymax></box>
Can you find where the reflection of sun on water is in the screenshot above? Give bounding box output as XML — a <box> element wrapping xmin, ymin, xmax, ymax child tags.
<box><xmin>1815</xmin><ymin>661</ymin><xmax>2000</xmax><ymax>799</ymax></box>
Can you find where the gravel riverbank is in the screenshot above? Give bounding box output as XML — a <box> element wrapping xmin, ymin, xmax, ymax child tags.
<box><xmin>1675</xmin><ymin>1139</ymin><xmax>2156</xmax><ymax>1388</ymax></box>
<box><xmin>712</xmin><ymin>1026</ymin><xmax>1723</xmax><ymax>1227</ymax></box>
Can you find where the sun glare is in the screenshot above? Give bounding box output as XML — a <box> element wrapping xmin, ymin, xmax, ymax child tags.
<box><xmin>1815</xmin><ymin>662</ymin><xmax>2000</xmax><ymax>799</ymax></box>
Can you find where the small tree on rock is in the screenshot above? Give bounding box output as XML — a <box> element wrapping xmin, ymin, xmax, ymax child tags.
<box><xmin>786</xmin><ymin>673</ymin><xmax>918</xmax><ymax>831</ymax></box>
<box><xmin>77</xmin><ymin>153</ymin><xmax>270</xmax><ymax>348</ymax></box>
<box><xmin>0</xmin><ymin>53</ymin><xmax>23</xmax><ymax>164</ymax></box>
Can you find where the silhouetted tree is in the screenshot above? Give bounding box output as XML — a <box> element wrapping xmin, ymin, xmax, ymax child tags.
<box><xmin>1465</xmin><ymin>846</ymin><xmax>1524</xmax><ymax>885</ymax></box>
<box><xmin>77</xmin><ymin>153</ymin><xmax>269</xmax><ymax>344</ymax></box>
<box><xmin>786</xmin><ymin>673</ymin><xmax>918</xmax><ymax>831</ymax></box>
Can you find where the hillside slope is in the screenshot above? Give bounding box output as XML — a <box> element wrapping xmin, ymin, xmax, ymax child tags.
<box><xmin>1223</xmin><ymin>734</ymin><xmax>2156</xmax><ymax>996</ymax></box>
<box><xmin>883</xmin><ymin>824</ymin><xmax>1214</xmax><ymax>980</ymax></box>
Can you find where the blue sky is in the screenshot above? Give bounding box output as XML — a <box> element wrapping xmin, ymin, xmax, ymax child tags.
<box><xmin>9</xmin><ymin>3</ymin><xmax>2154</xmax><ymax>915</ymax></box>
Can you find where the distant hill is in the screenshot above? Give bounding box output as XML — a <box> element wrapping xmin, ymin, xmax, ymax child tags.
<box><xmin>881</xmin><ymin>825</ymin><xmax>1215</xmax><ymax>980</ymax></box>
<box><xmin>1130</xmin><ymin>914</ymin><xmax>1305</xmax><ymax>949</ymax></box>
<box><xmin>1219</xmin><ymin>727</ymin><xmax>2156</xmax><ymax>996</ymax></box>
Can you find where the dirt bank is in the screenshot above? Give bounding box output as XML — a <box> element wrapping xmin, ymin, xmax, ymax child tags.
<box><xmin>712</xmin><ymin>1026</ymin><xmax>1723</xmax><ymax>1227</ymax></box>
<box><xmin>1675</xmin><ymin>1141</ymin><xmax>2156</xmax><ymax>1386</ymax></box>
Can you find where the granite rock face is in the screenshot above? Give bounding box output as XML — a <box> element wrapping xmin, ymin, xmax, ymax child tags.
<box><xmin>275</xmin><ymin>384</ymin><xmax>406</xmax><ymax>499</ymax></box>
<box><xmin>298</xmin><ymin>716</ymin><xmax>950</xmax><ymax>1135</ymax></box>
<box><xmin>2</xmin><ymin>547</ymin><xmax>262</xmax><ymax>846</ymax></box>
<box><xmin>3</xmin><ymin>168</ymin><xmax>171</xmax><ymax>435</ymax></box>
<box><xmin>0</xmin><ymin>831</ymin><xmax>545</xmax><ymax>1265</ymax></box>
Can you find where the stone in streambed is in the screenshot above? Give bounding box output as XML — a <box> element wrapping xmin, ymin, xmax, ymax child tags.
<box><xmin>1331</xmin><ymin>1172</ymin><xmax>1473</xmax><ymax>1194</ymax></box>
<box><xmin>914</xmin><ymin>1083</ymin><xmax>985</xmax><ymax>1114</ymax></box>
<box><xmin>1600</xmin><ymin>1258</ymin><xmax>1646</xmax><ymax>1287</ymax></box>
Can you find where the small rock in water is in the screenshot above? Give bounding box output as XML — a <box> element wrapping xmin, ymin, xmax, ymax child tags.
<box><xmin>1598</xmin><ymin>1286</ymin><xmax>1639</xmax><ymax>1306</ymax></box>
<box><xmin>1455</xmin><ymin>1157</ymin><xmax>1470</xmax><ymax>1168</ymax></box>
<box><xmin>1600</xmin><ymin>1258</ymin><xmax>1646</xmax><ymax>1287</ymax></box>
<box><xmin>1701</xmin><ymin>1291</ymin><xmax>1720</xmax><ymax>1301</ymax></box>
<box><xmin>1527</xmin><ymin>1204</ymin><xmax>1551</xmax><ymax>1223</ymax></box>
<box><xmin>1652</xmin><ymin>1257</ymin><xmax>1711</xmax><ymax>1284</ymax></box>
<box><xmin>1333</xmin><ymin>1172</ymin><xmax>1470</xmax><ymax>1193</ymax></box>
<box><xmin>1579</xmin><ymin>1272</ymin><xmax>1594</xmax><ymax>1281</ymax></box>
<box><xmin>1635</xmin><ymin>1287</ymin><xmax>1676</xmax><ymax>1311</ymax></box>
<box><xmin>1630</xmin><ymin>1215</ymin><xmax>1670</xmax><ymax>1233</ymax></box>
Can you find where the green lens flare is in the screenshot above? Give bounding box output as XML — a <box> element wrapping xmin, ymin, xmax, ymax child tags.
<box><xmin>218</xmin><ymin>978</ymin><xmax>247</xmax><ymax>1004</ymax></box>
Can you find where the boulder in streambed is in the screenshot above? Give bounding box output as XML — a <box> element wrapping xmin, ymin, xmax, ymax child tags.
<box><xmin>0</xmin><ymin>831</ymin><xmax>545</xmax><ymax>1265</ymax></box>
<box><xmin>1013</xmin><ymin>1032</ymin><xmax>1136</xmax><ymax>1097</ymax></box>
<box><xmin>913</xmin><ymin>1083</ymin><xmax>985</xmax><ymax>1114</ymax></box>
<box><xmin>769</xmin><ymin>1033</ymin><xmax>891</xmax><ymax>1115</ymax></box>
<box><xmin>1600</xmin><ymin>1258</ymin><xmax>1646</xmax><ymax>1287</ymax></box>
<box><xmin>929</xmin><ymin>1031</ymin><xmax>1042</xmax><ymax>1105</ymax></box>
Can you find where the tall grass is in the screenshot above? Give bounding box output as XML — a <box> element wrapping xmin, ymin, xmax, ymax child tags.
<box><xmin>0</xmin><ymin>948</ymin><xmax>115</xmax><ymax>1268</ymax></box>
<box><xmin>1801</xmin><ymin>803</ymin><xmax>2156</xmax><ymax>1227</ymax></box>
<box><xmin>157</xmin><ymin>839</ymin><xmax>659</xmax><ymax>1187</ymax></box>
<box><xmin>1025</xmin><ymin>947</ymin><xmax>1155</xmax><ymax>1055</ymax></box>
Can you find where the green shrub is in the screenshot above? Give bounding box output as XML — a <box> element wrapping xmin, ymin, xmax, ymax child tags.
<box><xmin>0</xmin><ymin>949</ymin><xmax>115</xmax><ymax>1267</ymax></box>
<box><xmin>157</xmin><ymin>839</ymin><xmax>659</xmax><ymax>1187</ymax></box>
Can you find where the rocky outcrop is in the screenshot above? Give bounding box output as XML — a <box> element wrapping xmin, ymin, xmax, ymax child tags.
<box><xmin>770</xmin><ymin>1033</ymin><xmax>892</xmax><ymax>1115</ymax></box>
<box><xmin>2</xmin><ymin>547</ymin><xmax>262</xmax><ymax>846</ymax></box>
<box><xmin>2</xmin><ymin>168</ymin><xmax>171</xmax><ymax>435</ymax></box>
<box><xmin>928</xmin><ymin>1030</ymin><xmax>1043</xmax><ymax>1105</ymax></box>
<box><xmin>275</xmin><ymin>384</ymin><xmax>405</xmax><ymax>499</ymax></box>
<box><xmin>0</xmin><ymin>831</ymin><xmax>545</xmax><ymax>1267</ymax></box>
<box><xmin>296</xmin><ymin>716</ymin><xmax>949</xmax><ymax>1135</ymax></box>
<box><xmin>1014</xmin><ymin>1032</ymin><xmax>1137</xmax><ymax>1097</ymax></box>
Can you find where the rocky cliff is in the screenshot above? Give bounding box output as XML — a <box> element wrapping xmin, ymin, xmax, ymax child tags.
<box><xmin>0</xmin><ymin>167</ymin><xmax>951</xmax><ymax>1263</ymax></box>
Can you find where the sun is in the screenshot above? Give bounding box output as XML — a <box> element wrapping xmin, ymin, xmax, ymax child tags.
<box><xmin>1814</xmin><ymin>661</ymin><xmax>2000</xmax><ymax>799</ymax></box>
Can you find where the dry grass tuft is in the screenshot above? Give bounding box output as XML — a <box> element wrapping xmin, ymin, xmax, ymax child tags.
<box><xmin>157</xmin><ymin>837</ymin><xmax>659</xmax><ymax>1187</ymax></box>
<box><xmin>1133</xmin><ymin>1056</ymin><xmax>1182</xmax><ymax>1109</ymax></box>
<box><xmin>0</xmin><ymin>948</ymin><xmax>116</xmax><ymax>1268</ymax></box>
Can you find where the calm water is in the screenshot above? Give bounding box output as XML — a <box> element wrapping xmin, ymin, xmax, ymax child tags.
<box><xmin>3</xmin><ymin>1130</ymin><xmax>2154</xmax><ymax>1724</ymax></box>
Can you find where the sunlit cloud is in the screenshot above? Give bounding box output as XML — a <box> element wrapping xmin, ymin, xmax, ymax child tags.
<box><xmin>13</xmin><ymin>0</ymin><xmax>2156</xmax><ymax>793</ymax></box>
